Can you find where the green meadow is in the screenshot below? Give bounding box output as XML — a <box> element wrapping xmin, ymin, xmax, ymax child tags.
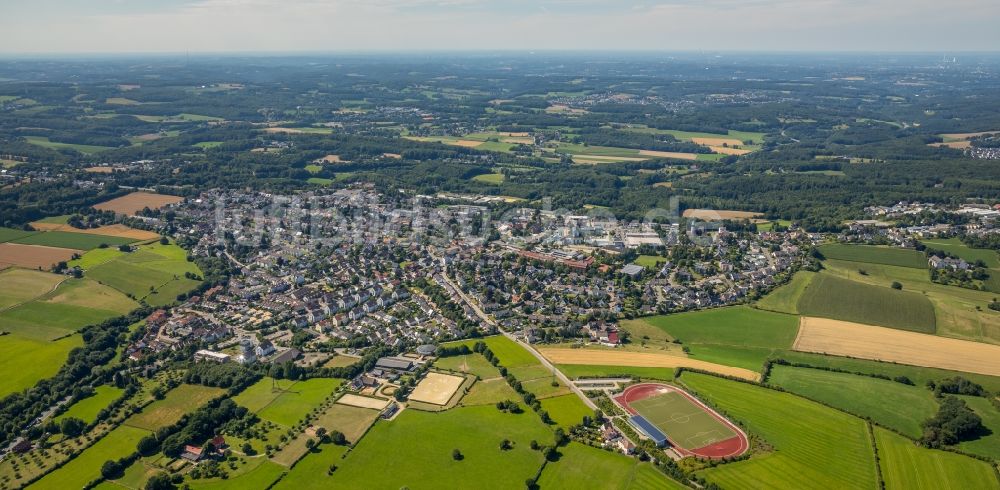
<box><xmin>55</xmin><ymin>385</ymin><xmax>126</xmax><ymax>424</ymax></box>
<box><xmin>536</xmin><ymin>442</ymin><xmax>684</xmax><ymax>489</ymax></box>
<box><xmin>11</xmin><ymin>230</ymin><xmax>135</xmax><ymax>250</ymax></box>
<box><xmin>434</xmin><ymin>352</ymin><xmax>502</xmax><ymax>379</ymax></box>
<box><xmin>623</xmin><ymin>306</ymin><xmax>799</xmax><ymax>370</ymax></box>
<box><xmin>327</xmin><ymin>405</ymin><xmax>552</xmax><ymax>489</ymax></box>
<box><xmin>768</xmin><ymin>365</ymin><xmax>937</xmax><ymax>438</ymax></box>
<box><xmin>23</xmin><ymin>135</ymin><xmax>113</xmax><ymax>155</ymax></box>
<box><xmin>0</xmin><ymin>226</ymin><xmax>38</xmax><ymax>243</ymax></box>
<box><xmin>754</xmin><ymin>270</ymin><xmax>816</xmax><ymax>315</ymax></box>
<box><xmin>539</xmin><ymin>394</ymin><xmax>593</xmax><ymax>428</ymax></box>
<box><xmin>31</xmin><ymin>425</ymin><xmax>150</xmax><ymax>489</ymax></box>
<box><xmin>957</xmin><ymin>396</ymin><xmax>1000</xmax><ymax>460</ymax></box>
<box><xmin>272</xmin><ymin>444</ymin><xmax>348</xmax><ymax>490</ymax></box>
<box><xmin>682</xmin><ymin>372</ymin><xmax>878</xmax><ymax>490</ymax></box>
<box><xmin>255</xmin><ymin>378</ymin><xmax>342</xmax><ymax>427</ymax></box>
<box><xmin>0</xmin><ymin>268</ymin><xmax>64</xmax><ymax>308</ymax></box>
<box><xmin>818</xmin><ymin>243</ymin><xmax>928</xmax><ymax>269</ymax></box>
<box><xmin>124</xmin><ymin>384</ymin><xmax>225</xmax><ymax>431</ymax></box>
<box><xmin>797</xmin><ymin>273</ymin><xmax>937</xmax><ymax>333</ymax></box>
<box><xmin>875</xmin><ymin>427</ymin><xmax>999</xmax><ymax>490</ymax></box>
<box><xmin>85</xmin><ymin>243</ymin><xmax>202</xmax><ymax>306</ymax></box>
<box><xmin>0</xmin><ymin>335</ymin><xmax>82</xmax><ymax>398</ymax></box>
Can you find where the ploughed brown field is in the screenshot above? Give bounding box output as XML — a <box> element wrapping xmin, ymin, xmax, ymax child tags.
<box><xmin>536</xmin><ymin>347</ymin><xmax>761</xmax><ymax>382</ymax></box>
<box><xmin>93</xmin><ymin>192</ymin><xmax>183</xmax><ymax>215</ymax></box>
<box><xmin>793</xmin><ymin>317</ymin><xmax>1000</xmax><ymax>377</ymax></box>
<box><xmin>28</xmin><ymin>223</ymin><xmax>159</xmax><ymax>240</ymax></box>
<box><xmin>0</xmin><ymin>243</ymin><xmax>79</xmax><ymax>269</ymax></box>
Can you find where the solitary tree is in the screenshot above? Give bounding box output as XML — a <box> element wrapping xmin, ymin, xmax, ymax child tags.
<box><xmin>452</xmin><ymin>448</ymin><xmax>464</xmax><ymax>461</ymax></box>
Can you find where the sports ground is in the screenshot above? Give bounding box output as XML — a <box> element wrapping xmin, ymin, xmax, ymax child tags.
<box><xmin>615</xmin><ymin>383</ymin><xmax>748</xmax><ymax>459</ymax></box>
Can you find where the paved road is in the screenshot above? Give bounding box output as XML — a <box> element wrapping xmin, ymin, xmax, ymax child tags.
<box><xmin>438</xmin><ymin>272</ymin><xmax>598</xmax><ymax>411</ymax></box>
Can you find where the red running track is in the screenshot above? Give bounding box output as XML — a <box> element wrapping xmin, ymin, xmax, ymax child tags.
<box><xmin>613</xmin><ymin>383</ymin><xmax>749</xmax><ymax>459</ymax></box>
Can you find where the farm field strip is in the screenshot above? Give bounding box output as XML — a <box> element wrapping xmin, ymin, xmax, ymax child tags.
<box><xmin>794</xmin><ymin>316</ymin><xmax>1000</xmax><ymax>377</ymax></box>
<box><xmin>11</xmin><ymin>230</ymin><xmax>135</xmax><ymax>249</ymax></box>
<box><xmin>539</xmin><ymin>347</ymin><xmax>761</xmax><ymax>382</ymax></box>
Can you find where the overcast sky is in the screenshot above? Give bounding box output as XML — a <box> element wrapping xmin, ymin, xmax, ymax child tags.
<box><xmin>3</xmin><ymin>0</ymin><xmax>999</xmax><ymax>54</ymax></box>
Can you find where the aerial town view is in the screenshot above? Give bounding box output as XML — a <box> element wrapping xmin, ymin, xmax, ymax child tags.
<box><xmin>2</xmin><ymin>1</ymin><xmax>1000</xmax><ymax>489</ymax></box>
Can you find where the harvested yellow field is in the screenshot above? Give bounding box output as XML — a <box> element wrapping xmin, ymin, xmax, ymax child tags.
<box><xmin>317</xmin><ymin>154</ymin><xmax>344</xmax><ymax>163</ymax></box>
<box><xmin>133</xmin><ymin>133</ymin><xmax>163</xmax><ymax>142</ymax></box>
<box><xmin>653</xmin><ymin>182</ymin><xmax>673</xmax><ymax>188</ymax></box>
<box><xmin>941</xmin><ymin>131</ymin><xmax>1000</xmax><ymax>140</ymax></box>
<box><xmin>691</xmin><ymin>137</ymin><xmax>744</xmax><ymax>147</ymax></box>
<box><xmin>408</xmin><ymin>372</ymin><xmax>465</xmax><ymax>405</ymax></box>
<box><xmin>573</xmin><ymin>154</ymin><xmax>648</xmax><ymax>164</ymax></box>
<box><xmin>709</xmin><ymin>146</ymin><xmax>752</xmax><ymax>155</ymax></box>
<box><xmin>452</xmin><ymin>140</ymin><xmax>484</xmax><ymax>148</ymax></box>
<box><xmin>0</xmin><ymin>243</ymin><xmax>80</xmax><ymax>269</ymax></box>
<box><xmin>793</xmin><ymin>317</ymin><xmax>1000</xmax><ymax>377</ymax></box>
<box><xmin>382</xmin><ymin>152</ymin><xmax>402</xmax><ymax>159</ymax></box>
<box><xmin>106</xmin><ymin>97</ymin><xmax>140</xmax><ymax>105</ymax></box>
<box><xmin>928</xmin><ymin>141</ymin><xmax>971</xmax><ymax>149</ymax></box>
<box><xmin>502</xmin><ymin>137</ymin><xmax>534</xmax><ymax>144</ymax></box>
<box><xmin>682</xmin><ymin>209</ymin><xmax>763</xmax><ymax>220</ymax></box>
<box><xmin>28</xmin><ymin>223</ymin><xmax>159</xmax><ymax>240</ymax></box>
<box><xmin>537</xmin><ymin>347</ymin><xmax>760</xmax><ymax>382</ymax></box>
<box><xmin>638</xmin><ymin>150</ymin><xmax>698</xmax><ymax>160</ymax></box>
<box><xmin>93</xmin><ymin>192</ymin><xmax>184</xmax><ymax>215</ymax></box>
<box><xmin>545</xmin><ymin>104</ymin><xmax>588</xmax><ymax>114</ymax></box>
<box><xmin>84</xmin><ymin>166</ymin><xmax>114</xmax><ymax>173</ymax></box>
<box><xmin>498</xmin><ymin>131</ymin><xmax>530</xmax><ymax>137</ymax></box>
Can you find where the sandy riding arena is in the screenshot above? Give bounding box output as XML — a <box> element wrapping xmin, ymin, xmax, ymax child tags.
<box><xmin>408</xmin><ymin>372</ymin><xmax>465</xmax><ymax>405</ymax></box>
<box><xmin>337</xmin><ymin>394</ymin><xmax>391</xmax><ymax>410</ymax></box>
<box><xmin>794</xmin><ymin>317</ymin><xmax>1000</xmax><ymax>377</ymax></box>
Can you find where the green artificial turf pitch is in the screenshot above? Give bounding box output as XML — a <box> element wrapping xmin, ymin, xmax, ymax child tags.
<box><xmin>630</xmin><ymin>391</ymin><xmax>735</xmax><ymax>450</ymax></box>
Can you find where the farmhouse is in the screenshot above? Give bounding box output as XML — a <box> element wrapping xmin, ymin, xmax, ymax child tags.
<box><xmin>928</xmin><ymin>256</ymin><xmax>970</xmax><ymax>270</ymax></box>
<box><xmin>181</xmin><ymin>445</ymin><xmax>204</xmax><ymax>462</ymax></box>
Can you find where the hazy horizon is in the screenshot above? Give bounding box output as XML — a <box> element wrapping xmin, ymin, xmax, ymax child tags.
<box><xmin>4</xmin><ymin>0</ymin><xmax>999</xmax><ymax>54</ymax></box>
